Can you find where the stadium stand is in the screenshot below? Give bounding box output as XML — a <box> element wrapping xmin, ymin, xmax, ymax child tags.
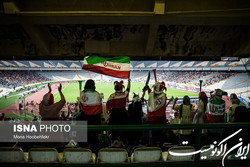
<box><xmin>0</xmin><ymin>147</ymin><xmax>28</xmax><ymax>163</ymax></box>
<box><xmin>0</xmin><ymin>70</ymin><xmax>51</xmax><ymax>88</ymax></box>
<box><xmin>28</xmin><ymin>148</ymin><xmax>61</xmax><ymax>163</ymax></box>
<box><xmin>132</xmin><ymin>71</ymin><xmax>148</xmax><ymax>80</ymax></box>
<box><xmin>200</xmin><ymin>145</ymin><xmax>223</xmax><ymax>161</ymax></box>
<box><xmin>0</xmin><ymin>59</ymin><xmax>249</xmax><ymax>167</ymax></box>
<box><xmin>166</xmin><ymin>146</ymin><xmax>195</xmax><ymax>162</ymax></box>
<box><xmin>220</xmin><ymin>73</ymin><xmax>249</xmax><ymax>90</ymax></box>
<box><xmin>62</xmin><ymin>148</ymin><xmax>96</xmax><ymax>164</ymax></box>
<box><xmin>131</xmin><ymin>147</ymin><xmax>163</xmax><ymax>163</ymax></box>
<box><xmin>97</xmin><ymin>148</ymin><xmax>129</xmax><ymax>164</ymax></box>
<box><xmin>49</xmin><ymin>71</ymin><xmax>68</xmax><ymax>81</ymax></box>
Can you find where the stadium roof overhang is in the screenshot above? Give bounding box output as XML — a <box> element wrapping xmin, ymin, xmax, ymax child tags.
<box><xmin>1</xmin><ymin>59</ymin><xmax>249</xmax><ymax>72</ymax></box>
<box><xmin>0</xmin><ymin>0</ymin><xmax>250</xmax><ymax>61</ymax></box>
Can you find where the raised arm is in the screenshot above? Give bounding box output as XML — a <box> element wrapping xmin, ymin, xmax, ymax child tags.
<box><xmin>48</xmin><ymin>83</ymin><xmax>52</xmax><ymax>93</ymax></box>
<box><xmin>166</xmin><ymin>97</ymin><xmax>171</xmax><ymax>107</ymax></box>
<box><xmin>58</xmin><ymin>83</ymin><xmax>65</xmax><ymax>102</ymax></box>
<box><xmin>127</xmin><ymin>78</ymin><xmax>131</xmax><ymax>89</ymax></box>
<box><xmin>172</xmin><ymin>97</ymin><xmax>178</xmax><ymax>109</ymax></box>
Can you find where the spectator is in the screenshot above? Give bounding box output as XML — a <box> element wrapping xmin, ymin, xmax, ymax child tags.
<box><xmin>145</xmin><ymin>82</ymin><xmax>168</xmax><ymax>124</ymax></box>
<box><xmin>78</xmin><ymin>79</ymin><xmax>103</xmax><ymax>147</ymax></box>
<box><xmin>39</xmin><ymin>83</ymin><xmax>66</xmax><ymax>150</ymax></box>
<box><xmin>78</xmin><ymin>79</ymin><xmax>103</xmax><ymax>124</ymax></box>
<box><xmin>39</xmin><ymin>83</ymin><xmax>66</xmax><ymax>120</ymax></box>
<box><xmin>144</xmin><ymin>82</ymin><xmax>170</xmax><ymax>144</ymax></box>
<box><xmin>194</xmin><ymin>92</ymin><xmax>208</xmax><ymax>124</ymax></box>
<box><xmin>205</xmin><ymin>89</ymin><xmax>226</xmax><ymax>123</ymax></box>
<box><xmin>32</xmin><ymin>116</ymin><xmax>38</xmax><ymax>122</ymax></box>
<box><xmin>205</xmin><ymin>89</ymin><xmax>227</xmax><ymax>143</ymax></box>
<box><xmin>127</xmin><ymin>93</ymin><xmax>144</xmax><ymax>144</ymax></box>
<box><xmin>106</xmin><ymin>79</ymin><xmax>130</xmax><ymax>125</ymax></box>
<box><xmin>100</xmin><ymin>93</ymin><xmax>109</xmax><ymax>125</ymax></box>
<box><xmin>60</xmin><ymin>110</ymin><xmax>71</xmax><ymax>121</ymax></box>
<box><xmin>106</xmin><ymin>79</ymin><xmax>130</xmax><ymax>142</ymax></box>
<box><xmin>0</xmin><ymin>113</ymin><xmax>3</xmax><ymax>121</ymax></box>
<box><xmin>226</xmin><ymin>93</ymin><xmax>241</xmax><ymax>123</ymax></box>
<box><xmin>128</xmin><ymin>93</ymin><xmax>143</xmax><ymax>125</ymax></box>
<box><xmin>172</xmin><ymin>95</ymin><xmax>195</xmax><ymax>143</ymax></box>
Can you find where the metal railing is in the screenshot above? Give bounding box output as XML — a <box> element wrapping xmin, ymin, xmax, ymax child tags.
<box><xmin>74</xmin><ymin>123</ymin><xmax>250</xmax><ymax>165</ymax></box>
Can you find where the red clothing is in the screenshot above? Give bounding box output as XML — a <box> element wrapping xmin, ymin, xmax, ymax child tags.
<box><xmin>204</xmin><ymin>113</ymin><xmax>224</xmax><ymax>123</ymax></box>
<box><xmin>79</xmin><ymin>90</ymin><xmax>102</xmax><ymax>115</ymax></box>
<box><xmin>147</xmin><ymin>92</ymin><xmax>167</xmax><ymax>124</ymax></box>
<box><xmin>148</xmin><ymin>103</ymin><xmax>167</xmax><ymax>124</ymax></box>
<box><xmin>106</xmin><ymin>91</ymin><xmax>129</xmax><ymax>112</ymax></box>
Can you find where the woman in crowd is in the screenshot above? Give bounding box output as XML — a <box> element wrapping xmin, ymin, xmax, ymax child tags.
<box><xmin>79</xmin><ymin>79</ymin><xmax>103</xmax><ymax>124</ymax></box>
<box><xmin>39</xmin><ymin>83</ymin><xmax>66</xmax><ymax>150</ymax></box>
<box><xmin>172</xmin><ymin>95</ymin><xmax>195</xmax><ymax>144</ymax></box>
<box><xmin>143</xmin><ymin>82</ymin><xmax>171</xmax><ymax>145</ymax></box>
<box><xmin>194</xmin><ymin>92</ymin><xmax>208</xmax><ymax>124</ymax></box>
<box><xmin>39</xmin><ymin>83</ymin><xmax>66</xmax><ymax>120</ymax></box>
<box><xmin>106</xmin><ymin>79</ymin><xmax>130</xmax><ymax>125</ymax></box>
<box><xmin>78</xmin><ymin>79</ymin><xmax>103</xmax><ymax>147</ymax></box>
<box><xmin>106</xmin><ymin>79</ymin><xmax>130</xmax><ymax>142</ymax></box>
<box><xmin>226</xmin><ymin>93</ymin><xmax>240</xmax><ymax>123</ymax></box>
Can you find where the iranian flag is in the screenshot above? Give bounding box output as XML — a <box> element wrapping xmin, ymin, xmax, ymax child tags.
<box><xmin>82</xmin><ymin>56</ymin><xmax>130</xmax><ymax>79</ymax></box>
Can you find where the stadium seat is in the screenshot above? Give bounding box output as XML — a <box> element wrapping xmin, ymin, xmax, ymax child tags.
<box><xmin>63</xmin><ymin>148</ymin><xmax>96</xmax><ymax>164</ymax></box>
<box><xmin>97</xmin><ymin>148</ymin><xmax>128</xmax><ymax>164</ymax></box>
<box><xmin>200</xmin><ymin>145</ymin><xmax>223</xmax><ymax>160</ymax></box>
<box><xmin>165</xmin><ymin>146</ymin><xmax>195</xmax><ymax>162</ymax></box>
<box><xmin>28</xmin><ymin>148</ymin><xmax>60</xmax><ymax>163</ymax></box>
<box><xmin>227</xmin><ymin>151</ymin><xmax>250</xmax><ymax>160</ymax></box>
<box><xmin>0</xmin><ymin>147</ymin><xmax>27</xmax><ymax>163</ymax></box>
<box><xmin>131</xmin><ymin>147</ymin><xmax>163</xmax><ymax>163</ymax></box>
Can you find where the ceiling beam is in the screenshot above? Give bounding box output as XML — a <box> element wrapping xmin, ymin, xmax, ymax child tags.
<box><xmin>154</xmin><ymin>0</ymin><xmax>165</xmax><ymax>15</ymax></box>
<box><xmin>1</xmin><ymin>14</ymin><xmax>250</xmax><ymax>25</ymax></box>
<box><xmin>145</xmin><ymin>24</ymin><xmax>159</xmax><ymax>56</ymax></box>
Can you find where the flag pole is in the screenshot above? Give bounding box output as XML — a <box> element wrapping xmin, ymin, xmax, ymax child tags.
<box><xmin>153</xmin><ymin>69</ymin><xmax>157</xmax><ymax>83</ymax></box>
<box><xmin>199</xmin><ymin>80</ymin><xmax>203</xmax><ymax>92</ymax></box>
<box><xmin>79</xmin><ymin>80</ymin><xmax>82</xmax><ymax>95</ymax></box>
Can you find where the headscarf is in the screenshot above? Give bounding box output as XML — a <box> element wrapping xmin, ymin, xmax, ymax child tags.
<box><xmin>199</xmin><ymin>92</ymin><xmax>208</xmax><ymax>112</ymax></box>
<box><xmin>114</xmin><ymin>80</ymin><xmax>125</xmax><ymax>92</ymax></box>
<box><xmin>183</xmin><ymin>95</ymin><xmax>191</xmax><ymax>105</ymax></box>
<box><xmin>43</xmin><ymin>93</ymin><xmax>54</xmax><ymax>106</ymax></box>
<box><xmin>132</xmin><ymin>92</ymin><xmax>139</xmax><ymax>102</ymax></box>
<box><xmin>84</xmin><ymin>79</ymin><xmax>95</xmax><ymax>90</ymax></box>
<box><xmin>230</xmin><ymin>93</ymin><xmax>240</xmax><ymax>105</ymax></box>
<box><xmin>214</xmin><ymin>89</ymin><xmax>227</xmax><ymax>100</ymax></box>
<box><xmin>153</xmin><ymin>82</ymin><xmax>166</xmax><ymax>94</ymax></box>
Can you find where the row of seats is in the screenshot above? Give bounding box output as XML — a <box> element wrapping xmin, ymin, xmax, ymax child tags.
<box><xmin>0</xmin><ymin>146</ymin><xmax>248</xmax><ymax>164</ymax></box>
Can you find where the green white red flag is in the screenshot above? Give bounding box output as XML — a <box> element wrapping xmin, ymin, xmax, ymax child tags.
<box><xmin>82</xmin><ymin>56</ymin><xmax>130</xmax><ymax>79</ymax></box>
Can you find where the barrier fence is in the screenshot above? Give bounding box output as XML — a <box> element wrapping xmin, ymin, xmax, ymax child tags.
<box><xmin>73</xmin><ymin>123</ymin><xmax>250</xmax><ymax>166</ymax></box>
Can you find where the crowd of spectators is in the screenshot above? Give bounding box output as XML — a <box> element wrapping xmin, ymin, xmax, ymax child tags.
<box><xmin>158</xmin><ymin>71</ymin><xmax>212</xmax><ymax>84</ymax></box>
<box><xmin>158</xmin><ymin>71</ymin><xmax>235</xmax><ymax>86</ymax></box>
<box><xmin>0</xmin><ymin>70</ymin><xmax>51</xmax><ymax>88</ymax></box>
<box><xmin>0</xmin><ymin>79</ymin><xmax>249</xmax><ymax>158</ymax></box>
<box><xmin>202</xmin><ymin>72</ymin><xmax>235</xmax><ymax>86</ymax></box>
